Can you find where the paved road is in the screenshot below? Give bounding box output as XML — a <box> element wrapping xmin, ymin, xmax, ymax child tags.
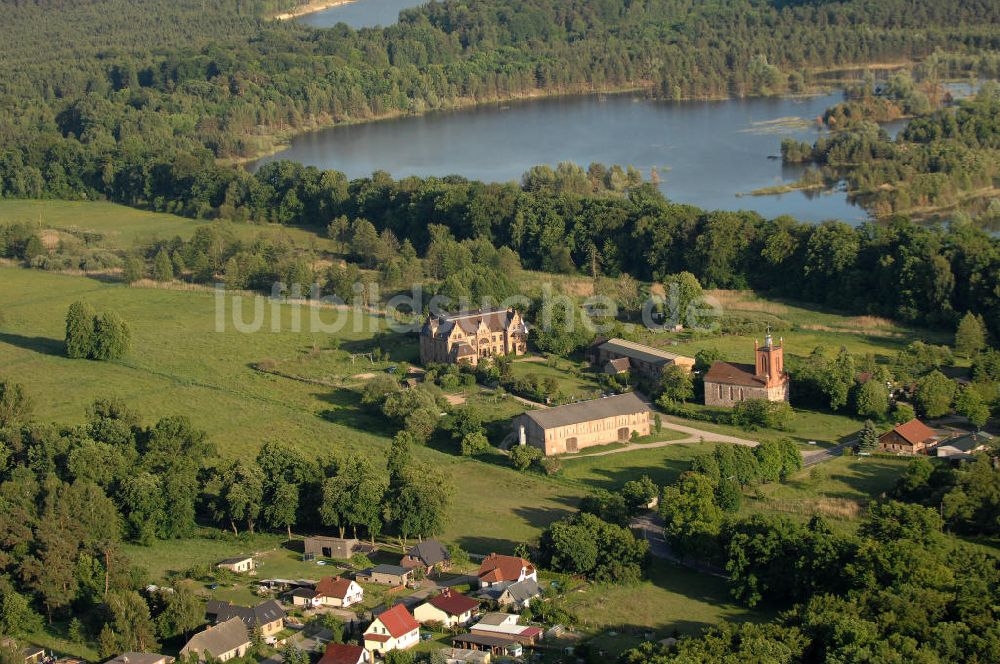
<box><xmin>631</xmin><ymin>511</ymin><xmax>727</xmax><ymax>578</ymax></box>
<box><xmin>801</xmin><ymin>438</ymin><xmax>855</xmax><ymax>467</ymax></box>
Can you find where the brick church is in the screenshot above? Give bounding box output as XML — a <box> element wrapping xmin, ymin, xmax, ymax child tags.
<box><xmin>703</xmin><ymin>334</ymin><xmax>790</xmax><ymax>407</ymax></box>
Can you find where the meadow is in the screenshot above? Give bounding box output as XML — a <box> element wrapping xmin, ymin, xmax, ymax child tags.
<box><xmin>0</xmin><ymin>200</ymin><xmax>955</xmax><ymax>655</ymax></box>
<box><xmin>0</xmin><ymin>266</ymin><xmax>583</xmax><ymax>551</ymax></box>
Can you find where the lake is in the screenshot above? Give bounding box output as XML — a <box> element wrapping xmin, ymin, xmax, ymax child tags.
<box><xmin>296</xmin><ymin>0</ymin><xmax>426</xmax><ymax>29</ymax></box>
<box><xmin>252</xmin><ymin>91</ymin><xmax>870</xmax><ymax>224</ymax></box>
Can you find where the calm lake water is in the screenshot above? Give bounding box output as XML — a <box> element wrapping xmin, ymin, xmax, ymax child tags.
<box><xmin>297</xmin><ymin>0</ymin><xmax>426</xmax><ymax>29</ymax></box>
<box><xmin>253</xmin><ymin>91</ymin><xmax>870</xmax><ymax>224</ymax></box>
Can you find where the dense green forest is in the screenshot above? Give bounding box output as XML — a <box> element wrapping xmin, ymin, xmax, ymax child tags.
<box><xmin>783</xmin><ymin>84</ymin><xmax>1000</xmax><ymax>218</ymax></box>
<box><xmin>2</xmin><ymin>0</ymin><xmax>1000</xmax><ymax>165</ymax></box>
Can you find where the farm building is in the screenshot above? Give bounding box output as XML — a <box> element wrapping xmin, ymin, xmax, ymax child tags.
<box><xmin>591</xmin><ymin>338</ymin><xmax>694</xmax><ymax>380</ymax></box>
<box><xmin>512</xmin><ymin>392</ymin><xmax>652</xmax><ymax>455</ymax></box>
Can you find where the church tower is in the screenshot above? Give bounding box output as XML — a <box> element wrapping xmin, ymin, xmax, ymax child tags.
<box><xmin>754</xmin><ymin>331</ymin><xmax>785</xmax><ymax>388</ymax></box>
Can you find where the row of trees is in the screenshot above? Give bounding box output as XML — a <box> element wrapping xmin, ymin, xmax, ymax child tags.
<box><xmin>0</xmin><ymin>379</ymin><xmax>450</xmax><ymax>638</ymax></box>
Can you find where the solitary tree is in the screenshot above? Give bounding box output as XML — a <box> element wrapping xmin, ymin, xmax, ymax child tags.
<box><xmin>65</xmin><ymin>300</ymin><xmax>96</xmax><ymax>359</ymax></box>
<box><xmin>913</xmin><ymin>371</ymin><xmax>956</xmax><ymax>418</ymax></box>
<box><xmin>954</xmin><ymin>312</ymin><xmax>987</xmax><ymax>358</ymax></box>
<box><xmin>858</xmin><ymin>420</ymin><xmax>879</xmax><ymax>452</ymax></box>
<box><xmin>0</xmin><ymin>377</ymin><xmax>33</xmax><ymax>427</ymax></box>
<box><xmin>954</xmin><ymin>386</ymin><xmax>990</xmax><ymax>430</ymax></box>
<box><xmin>122</xmin><ymin>257</ymin><xmax>144</xmax><ymax>284</ymax></box>
<box><xmin>152</xmin><ymin>249</ymin><xmax>173</xmax><ymax>282</ymax></box>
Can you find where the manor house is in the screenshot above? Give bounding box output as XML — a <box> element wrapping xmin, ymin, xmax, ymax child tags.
<box><xmin>419</xmin><ymin>307</ymin><xmax>527</xmax><ymax>366</ymax></box>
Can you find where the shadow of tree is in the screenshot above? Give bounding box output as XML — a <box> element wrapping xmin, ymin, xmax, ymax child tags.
<box><xmin>0</xmin><ymin>331</ymin><xmax>65</xmax><ymax>357</ymax></box>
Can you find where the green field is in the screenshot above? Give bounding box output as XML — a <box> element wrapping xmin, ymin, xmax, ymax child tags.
<box><xmin>0</xmin><ymin>266</ymin><xmax>582</xmax><ymax>551</ymax></box>
<box><xmin>0</xmin><ymin>199</ymin><xmax>336</xmax><ymax>252</ymax></box>
<box><xmin>558</xmin><ymin>441</ymin><xmax>711</xmax><ymax>490</ymax></box>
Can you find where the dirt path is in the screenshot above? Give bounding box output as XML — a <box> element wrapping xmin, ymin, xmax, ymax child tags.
<box><xmin>564</xmin><ymin>421</ymin><xmax>758</xmax><ymax>459</ymax></box>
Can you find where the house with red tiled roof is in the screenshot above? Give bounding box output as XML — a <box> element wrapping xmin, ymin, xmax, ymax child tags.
<box><xmin>317</xmin><ymin>643</ymin><xmax>369</xmax><ymax>664</ymax></box>
<box><xmin>363</xmin><ymin>604</ymin><xmax>420</xmax><ymax>656</ymax></box>
<box><xmin>309</xmin><ymin>576</ymin><xmax>363</xmax><ymax>608</ymax></box>
<box><xmin>413</xmin><ymin>589</ymin><xmax>480</xmax><ymax>627</ymax></box>
<box><xmin>476</xmin><ymin>553</ymin><xmax>536</xmax><ymax>590</ymax></box>
<box><xmin>879</xmin><ymin>418</ymin><xmax>939</xmax><ymax>455</ymax></box>
<box><xmin>704</xmin><ymin>335</ymin><xmax>790</xmax><ymax>407</ymax></box>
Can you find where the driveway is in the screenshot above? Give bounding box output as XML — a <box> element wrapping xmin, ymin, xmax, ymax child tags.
<box><xmin>565</xmin><ymin>420</ymin><xmax>758</xmax><ymax>459</ymax></box>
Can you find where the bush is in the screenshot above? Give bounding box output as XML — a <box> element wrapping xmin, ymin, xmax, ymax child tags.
<box><xmin>510</xmin><ymin>444</ymin><xmax>543</xmax><ymax>471</ymax></box>
<box><xmin>730</xmin><ymin>399</ymin><xmax>794</xmax><ymax>430</ymax></box>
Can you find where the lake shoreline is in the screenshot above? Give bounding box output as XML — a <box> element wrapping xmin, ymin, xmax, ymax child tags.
<box><xmin>272</xmin><ymin>0</ymin><xmax>359</xmax><ymax>21</ymax></box>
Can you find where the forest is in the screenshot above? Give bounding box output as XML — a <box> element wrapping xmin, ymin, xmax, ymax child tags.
<box><xmin>782</xmin><ymin>83</ymin><xmax>1000</xmax><ymax>218</ymax></box>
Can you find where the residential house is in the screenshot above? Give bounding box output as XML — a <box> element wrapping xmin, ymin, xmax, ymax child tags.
<box><xmin>205</xmin><ymin>600</ymin><xmax>286</xmax><ymax>642</ymax></box>
<box><xmin>317</xmin><ymin>643</ymin><xmax>369</xmax><ymax>664</ymax></box>
<box><xmin>313</xmin><ymin>576</ymin><xmax>364</xmax><ymax>608</ymax></box>
<box><xmin>215</xmin><ymin>556</ymin><xmax>254</xmax><ymax>574</ymax></box>
<box><xmin>497</xmin><ymin>578</ymin><xmax>541</xmax><ymax>609</ymax></box>
<box><xmin>591</xmin><ymin>338</ymin><xmax>695</xmax><ymax>380</ymax></box>
<box><xmin>357</xmin><ymin>564</ymin><xmax>412</xmax><ymax>586</ymax></box>
<box><xmin>477</xmin><ymin>553</ymin><xmax>536</xmax><ymax>590</ymax></box>
<box><xmin>1</xmin><ymin>641</ymin><xmax>44</xmax><ymax>664</ymax></box>
<box><xmin>419</xmin><ymin>308</ymin><xmax>527</xmax><ymax>366</ymax></box>
<box><xmin>879</xmin><ymin>419</ymin><xmax>938</xmax><ymax>455</ymax></box>
<box><xmin>400</xmin><ymin>539</ymin><xmax>451</xmax><ymax>575</ymax></box>
<box><xmin>290</xmin><ymin>587</ymin><xmax>321</xmax><ymax>608</ymax></box>
<box><xmin>363</xmin><ymin>604</ymin><xmax>420</xmax><ymax>656</ymax></box>
<box><xmin>180</xmin><ymin>618</ymin><xmax>251</xmax><ymax>662</ymax></box>
<box><xmin>935</xmin><ymin>431</ymin><xmax>994</xmax><ymax>459</ymax></box>
<box><xmin>512</xmin><ymin>392</ymin><xmax>652</xmax><ymax>456</ymax></box>
<box><xmin>304</xmin><ymin>536</ymin><xmax>361</xmax><ymax>561</ymax></box>
<box><xmin>106</xmin><ymin>654</ymin><xmax>174</xmax><ymax>664</ymax></box>
<box><xmin>470</xmin><ymin>613</ymin><xmax>543</xmax><ymax>645</ymax></box>
<box><xmin>704</xmin><ymin>335</ymin><xmax>790</xmax><ymax>407</ymax></box>
<box><xmin>414</xmin><ymin>589</ymin><xmax>480</xmax><ymax>628</ymax></box>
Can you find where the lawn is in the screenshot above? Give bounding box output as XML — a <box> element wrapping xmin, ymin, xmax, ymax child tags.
<box><xmin>561</xmin><ymin>560</ymin><xmax>769</xmax><ymax>645</ymax></box>
<box><xmin>509</xmin><ymin>357</ymin><xmax>602</xmax><ymax>401</ymax></box>
<box><xmin>557</xmin><ymin>442</ymin><xmax>715</xmax><ymax>490</ymax></box>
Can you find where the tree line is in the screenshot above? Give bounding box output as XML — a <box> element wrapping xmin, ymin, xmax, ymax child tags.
<box><xmin>617</xmin><ymin>447</ymin><xmax>1000</xmax><ymax>662</ymax></box>
<box><xmin>0</xmin><ymin>377</ymin><xmax>450</xmax><ymax>643</ymax></box>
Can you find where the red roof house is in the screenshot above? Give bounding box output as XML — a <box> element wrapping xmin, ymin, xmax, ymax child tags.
<box><xmin>318</xmin><ymin>643</ymin><xmax>368</xmax><ymax>664</ymax></box>
<box><xmin>363</xmin><ymin>604</ymin><xmax>420</xmax><ymax>654</ymax></box>
<box><xmin>414</xmin><ymin>589</ymin><xmax>480</xmax><ymax>626</ymax></box>
<box><xmin>312</xmin><ymin>576</ymin><xmax>363</xmax><ymax>608</ymax></box>
<box><xmin>477</xmin><ymin>553</ymin><xmax>537</xmax><ymax>588</ymax></box>
<box><xmin>878</xmin><ymin>418</ymin><xmax>938</xmax><ymax>455</ymax></box>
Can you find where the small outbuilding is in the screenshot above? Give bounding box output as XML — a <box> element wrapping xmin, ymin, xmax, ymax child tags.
<box><xmin>215</xmin><ymin>556</ymin><xmax>254</xmax><ymax>574</ymax></box>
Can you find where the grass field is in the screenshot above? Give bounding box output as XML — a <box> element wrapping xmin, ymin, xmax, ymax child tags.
<box><xmin>743</xmin><ymin>455</ymin><xmax>911</xmax><ymax>529</ymax></box>
<box><xmin>558</xmin><ymin>441</ymin><xmax>711</xmax><ymax>490</ymax></box>
<box><xmin>561</xmin><ymin>560</ymin><xmax>768</xmax><ymax>650</ymax></box>
<box><xmin>0</xmin><ymin>199</ymin><xmax>336</xmax><ymax>252</ymax></box>
<box><xmin>0</xmin><ymin>266</ymin><xmax>582</xmax><ymax>552</ymax></box>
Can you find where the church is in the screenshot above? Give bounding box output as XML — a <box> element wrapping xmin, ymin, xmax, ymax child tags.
<box><xmin>703</xmin><ymin>334</ymin><xmax>790</xmax><ymax>407</ymax></box>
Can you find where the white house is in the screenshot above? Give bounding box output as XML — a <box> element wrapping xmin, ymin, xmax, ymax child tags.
<box><xmin>414</xmin><ymin>589</ymin><xmax>479</xmax><ymax>628</ymax></box>
<box><xmin>363</xmin><ymin>604</ymin><xmax>420</xmax><ymax>656</ymax></box>
<box><xmin>314</xmin><ymin>576</ymin><xmax>364</xmax><ymax>608</ymax></box>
